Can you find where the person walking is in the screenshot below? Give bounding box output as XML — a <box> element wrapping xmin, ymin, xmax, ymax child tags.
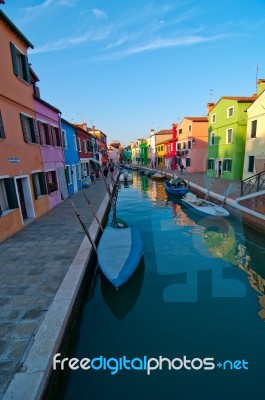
<box><xmin>180</xmin><ymin>164</ymin><xmax>185</xmax><ymax>175</ymax></box>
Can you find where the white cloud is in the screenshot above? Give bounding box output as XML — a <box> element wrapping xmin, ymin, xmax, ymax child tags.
<box><xmin>92</xmin><ymin>8</ymin><xmax>107</xmax><ymax>19</ymax></box>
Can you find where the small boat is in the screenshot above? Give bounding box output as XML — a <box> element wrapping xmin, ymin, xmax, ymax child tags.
<box><xmin>164</xmin><ymin>178</ymin><xmax>189</xmax><ymax>197</ymax></box>
<box><xmin>181</xmin><ymin>192</ymin><xmax>230</xmax><ymax>218</ymax></box>
<box><xmin>98</xmin><ymin>226</ymin><xmax>144</xmax><ymax>288</ymax></box>
<box><xmin>119</xmin><ymin>173</ymin><xmax>133</xmax><ymax>182</ymax></box>
<box><xmin>151</xmin><ymin>172</ymin><xmax>165</xmax><ymax>180</ymax></box>
<box><xmin>144</xmin><ymin>169</ymin><xmax>155</xmax><ymax>177</ymax></box>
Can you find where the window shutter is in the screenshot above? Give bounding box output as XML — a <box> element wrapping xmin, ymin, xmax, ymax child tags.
<box><xmin>39</xmin><ymin>172</ymin><xmax>47</xmax><ymax>195</ymax></box>
<box><xmin>20</xmin><ymin>113</ymin><xmax>29</xmax><ymax>142</ymax></box>
<box><xmin>21</xmin><ymin>55</ymin><xmax>31</xmax><ymax>83</ymax></box>
<box><xmin>4</xmin><ymin>178</ymin><xmax>19</xmax><ymax>209</ymax></box>
<box><xmin>30</xmin><ymin>119</ymin><xmax>38</xmax><ymax>143</ymax></box>
<box><xmin>31</xmin><ymin>174</ymin><xmax>38</xmax><ymax>199</ymax></box>
<box><xmin>45</xmin><ymin>172</ymin><xmax>51</xmax><ymax>194</ymax></box>
<box><xmin>0</xmin><ymin>111</ymin><xmax>6</xmax><ymax>139</ymax></box>
<box><xmin>10</xmin><ymin>42</ymin><xmax>19</xmax><ymax>76</ymax></box>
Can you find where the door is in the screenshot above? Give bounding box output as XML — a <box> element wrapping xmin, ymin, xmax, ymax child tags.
<box><xmin>16</xmin><ymin>178</ymin><xmax>27</xmax><ymax>220</ymax></box>
<box><xmin>72</xmin><ymin>165</ymin><xmax>78</xmax><ymax>193</ymax></box>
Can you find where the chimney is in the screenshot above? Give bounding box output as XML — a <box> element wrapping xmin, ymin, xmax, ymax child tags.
<box><xmin>207</xmin><ymin>102</ymin><xmax>215</xmax><ymax>114</ymax></box>
<box><xmin>172</xmin><ymin>123</ymin><xmax>177</xmax><ymax>139</ymax></box>
<box><xmin>257</xmin><ymin>79</ymin><xmax>265</xmax><ymax>95</ymax></box>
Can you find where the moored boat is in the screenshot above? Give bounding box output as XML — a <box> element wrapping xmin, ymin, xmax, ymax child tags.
<box><xmin>151</xmin><ymin>172</ymin><xmax>165</xmax><ymax>180</ymax></box>
<box><xmin>181</xmin><ymin>192</ymin><xmax>230</xmax><ymax>218</ymax></box>
<box><xmin>98</xmin><ymin>226</ymin><xmax>144</xmax><ymax>288</ymax></box>
<box><xmin>119</xmin><ymin>172</ymin><xmax>133</xmax><ymax>182</ymax></box>
<box><xmin>164</xmin><ymin>178</ymin><xmax>189</xmax><ymax>197</ymax></box>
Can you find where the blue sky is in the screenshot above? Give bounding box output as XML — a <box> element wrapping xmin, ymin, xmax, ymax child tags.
<box><xmin>1</xmin><ymin>0</ymin><xmax>265</xmax><ymax>145</ymax></box>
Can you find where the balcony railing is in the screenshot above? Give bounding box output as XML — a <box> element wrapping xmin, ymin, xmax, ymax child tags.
<box><xmin>240</xmin><ymin>170</ymin><xmax>265</xmax><ymax>197</ymax></box>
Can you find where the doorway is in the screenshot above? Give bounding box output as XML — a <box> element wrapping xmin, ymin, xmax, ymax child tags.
<box><xmin>15</xmin><ymin>176</ymin><xmax>35</xmax><ymax>223</ymax></box>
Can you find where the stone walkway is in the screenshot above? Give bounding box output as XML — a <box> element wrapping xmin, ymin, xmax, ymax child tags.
<box><xmin>0</xmin><ymin>178</ymin><xmax>108</xmax><ymax>399</ymax></box>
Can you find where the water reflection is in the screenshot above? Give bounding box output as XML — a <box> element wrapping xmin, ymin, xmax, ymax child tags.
<box><xmin>100</xmin><ymin>258</ymin><xmax>145</xmax><ymax>320</ymax></box>
<box><xmin>132</xmin><ymin>172</ymin><xmax>265</xmax><ymax>320</ymax></box>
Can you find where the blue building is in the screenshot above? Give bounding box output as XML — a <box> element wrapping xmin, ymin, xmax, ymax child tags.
<box><xmin>61</xmin><ymin>118</ymin><xmax>82</xmax><ymax>195</ymax></box>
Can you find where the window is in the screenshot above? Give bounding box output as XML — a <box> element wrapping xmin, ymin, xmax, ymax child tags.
<box><xmin>183</xmin><ymin>142</ymin><xmax>186</xmax><ymax>150</ymax></box>
<box><xmin>161</xmin><ymin>145</ymin><xmax>164</xmax><ymax>151</ymax></box>
<box><xmin>207</xmin><ymin>159</ymin><xmax>215</xmax><ymax>170</ymax></box>
<box><xmin>45</xmin><ymin>171</ymin><xmax>58</xmax><ymax>193</ymax></box>
<box><xmin>177</xmin><ymin>143</ymin><xmax>181</xmax><ymax>150</ymax></box>
<box><xmin>65</xmin><ymin>165</ymin><xmax>72</xmax><ymax>185</ymax></box>
<box><xmin>188</xmin><ymin>140</ymin><xmax>192</xmax><ymax>149</ymax></box>
<box><xmin>77</xmin><ymin>138</ymin><xmax>81</xmax><ymax>152</ymax></box>
<box><xmin>10</xmin><ymin>42</ymin><xmax>31</xmax><ymax>83</ymax></box>
<box><xmin>32</xmin><ymin>172</ymin><xmax>47</xmax><ymax>199</ymax></box>
<box><xmin>0</xmin><ymin>111</ymin><xmax>6</xmax><ymax>139</ymax></box>
<box><xmin>248</xmin><ymin>156</ymin><xmax>255</xmax><ymax>173</ymax></box>
<box><xmin>223</xmin><ymin>159</ymin><xmax>232</xmax><ymax>172</ymax></box>
<box><xmin>251</xmin><ymin>120</ymin><xmax>257</xmax><ymax>138</ymax></box>
<box><xmin>188</xmin><ymin>124</ymin><xmax>192</xmax><ymax>132</ymax></box>
<box><xmin>186</xmin><ymin>158</ymin><xmax>191</xmax><ymax>167</ymax></box>
<box><xmin>0</xmin><ymin>178</ymin><xmax>18</xmax><ymax>215</ymax></box>
<box><xmin>178</xmin><ymin>128</ymin><xmax>182</xmax><ymax>135</ymax></box>
<box><xmin>61</xmin><ymin>130</ymin><xmax>67</xmax><ymax>148</ymax></box>
<box><xmin>211</xmin><ymin>114</ymin><xmax>216</xmax><ymax>123</ymax></box>
<box><xmin>210</xmin><ymin>132</ymin><xmax>215</xmax><ymax>146</ymax></box>
<box><xmin>226</xmin><ymin>128</ymin><xmax>233</xmax><ymax>144</ymax></box>
<box><xmin>73</xmin><ymin>135</ymin><xmax>77</xmax><ymax>151</ymax></box>
<box><xmin>83</xmin><ymin>140</ymin><xmax>87</xmax><ymax>153</ymax></box>
<box><xmin>38</xmin><ymin>121</ymin><xmax>51</xmax><ymax>145</ymax></box>
<box><xmin>50</xmin><ymin>126</ymin><xmax>61</xmax><ymax>147</ymax></box>
<box><xmin>227</xmin><ymin>107</ymin><xmax>234</xmax><ymax>118</ymax></box>
<box><xmin>20</xmin><ymin>114</ymin><xmax>38</xmax><ymax>144</ymax></box>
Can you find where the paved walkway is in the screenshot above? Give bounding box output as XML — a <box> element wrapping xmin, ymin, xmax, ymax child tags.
<box><xmin>0</xmin><ymin>170</ymin><xmax>264</xmax><ymax>399</ymax></box>
<box><xmin>0</xmin><ymin>178</ymin><xmax>109</xmax><ymax>399</ymax></box>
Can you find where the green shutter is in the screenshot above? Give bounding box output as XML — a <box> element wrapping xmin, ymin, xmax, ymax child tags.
<box><xmin>29</xmin><ymin>118</ymin><xmax>38</xmax><ymax>143</ymax></box>
<box><xmin>4</xmin><ymin>178</ymin><xmax>19</xmax><ymax>209</ymax></box>
<box><xmin>0</xmin><ymin>111</ymin><xmax>6</xmax><ymax>139</ymax></box>
<box><xmin>10</xmin><ymin>42</ymin><xmax>19</xmax><ymax>77</ymax></box>
<box><xmin>21</xmin><ymin>55</ymin><xmax>31</xmax><ymax>83</ymax></box>
<box><xmin>31</xmin><ymin>174</ymin><xmax>38</xmax><ymax>199</ymax></box>
<box><xmin>20</xmin><ymin>114</ymin><xmax>29</xmax><ymax>142</ymax></box>
<box><xmin>39</xmin><ymin>172</ymin><xmax>47</xmax><ymax>195</ymax></box>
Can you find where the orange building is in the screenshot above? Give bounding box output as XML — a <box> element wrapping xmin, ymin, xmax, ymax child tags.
<box><xmin>0</xmin><ymin>11</ymin><xmax>49</xmax><ymax>242</ymax></box>
<box><xmin>176</xmin><ymin>117</ymin><xmax>208</xmax><ymax>172</ymax></box>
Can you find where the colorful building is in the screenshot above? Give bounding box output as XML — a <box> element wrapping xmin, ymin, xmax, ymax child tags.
<box><xmin>243</xmin><ymin>80</ymin><xmax>265</xmax><ymax>179</ymax></box>
<box><xmin>75</xmin><ymin>124</ymin><xmax>92</xmax><ymax>179</ymax></box>
<box><xmin>61</xmin><ymin>118</ymin><xmax>82</xmax><ymax>195</ymax></box>
<box><xmin>0</xmin><ymin>10</ymin><xmax>48</xmax><ymax>242</ymax></box>
<box><xmin>207</xmin><ymin>95</ymin><xmax>255</xmax><ymax>180</ymax></box>
<box><xmin>164</xmin><ymin>123</ymin><xmax>178</xmax><ymax>170</ymax></box>
<box><xmin>177</xmin><ymin>117</ymin><xmax>208</xmax><ymax>172</ymax></box>
<box><xmin>153</xmin><ymin>130</ymin><xmax>171</xmax><ymax>168</ymax></box>
<box><xmin>139</xmin><ymin>138</ymin><xmax>148</xmax><ymax>165</ymax></box>
<box><xmin>33</xmin><ymin>93</ymin><xmax>68</xmax><ymax>208</ymax></box>
<box><xmin>123</xmin><ymin>145</ymin><xmax>132</xmax><ymax>163</ymax></box>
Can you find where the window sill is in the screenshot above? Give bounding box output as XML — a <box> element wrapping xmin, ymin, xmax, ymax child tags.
<box><xmin>0</xmin><ymin>208</ymin><xmax>17</xmax><ymax>218</ymax></box>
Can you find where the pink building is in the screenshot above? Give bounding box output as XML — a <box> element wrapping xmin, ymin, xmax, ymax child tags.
<box><xmin>33</xmin><ymin>89</ymin><xmax>68</xmax><ymax>208</ymax></box>
<box><xmin>176</xmin><ymin>117</ymin><xmax>208</xmax><ymax>172</ymax></box>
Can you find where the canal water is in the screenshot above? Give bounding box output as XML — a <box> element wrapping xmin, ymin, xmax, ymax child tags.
<box><xmin>55</xmin><ymin>173</ymin><xmax>265</xmax><ymax>400</ymax></box>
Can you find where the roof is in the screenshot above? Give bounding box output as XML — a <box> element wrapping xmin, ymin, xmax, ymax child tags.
<box><xmin>0</xmin><ymin>10</ymin><xmax>34</xmax><ymax>49</ymax></box>
<box><xmin>34</xmin><ymin>95</ymin><xmax>61</xmax><ymax>114</ymax></box>
<box><xmin>220</xmin><ymin>96</ymin><xmax>256</xmax><ymax>102</ymax></box>
<box><xmin>184</xmin><ymin>117</ymin><xmax>208</xmax><ymax>122</ymax></box>
<box><xmin>155</xmin><ymin>129</ymin><xmax>171</xmax><ymax>135</ymax></box>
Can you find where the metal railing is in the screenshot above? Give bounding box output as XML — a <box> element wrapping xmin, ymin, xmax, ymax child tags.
<box><xmin>241</xmin><ymin>170</ymin><xmax>265</xmax><ymax>197</ymax></box>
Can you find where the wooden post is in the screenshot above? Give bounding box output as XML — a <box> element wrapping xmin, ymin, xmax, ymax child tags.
<box><xmin>71</xmin><ymin>201</ymin><xmax>98</xmax><ymax>254</ymax></box>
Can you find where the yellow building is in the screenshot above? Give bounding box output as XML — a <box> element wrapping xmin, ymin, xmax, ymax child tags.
<box><xmin>243</xmin><ymin>79</ymin><xmax>265</xmax><ymax>179</ymax></box>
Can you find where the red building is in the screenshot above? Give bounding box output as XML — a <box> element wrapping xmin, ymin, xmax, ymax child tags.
<box><xmin>164</xmin><ymin>123</ymin><xmax>178</xmax><ymax>170</ymax></box>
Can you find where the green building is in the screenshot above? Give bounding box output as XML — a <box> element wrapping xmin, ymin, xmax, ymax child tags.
<box><xmin>123</xmin><ymin>145</ymin><xmax>132</xmax><ymax>163</ymax></box>
<box><xmin>139</xmin><ymin>139</ymin><xmax>148</xmax><ymax>165</ymax></box>
<box><xmin>207</xmin><ymin>96</ymin><xmax>255</xmax><ymax>180</ymax></box>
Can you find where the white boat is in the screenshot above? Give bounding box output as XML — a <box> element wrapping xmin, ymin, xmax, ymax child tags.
<box><xmin>181</xmin><ymin>192</ymin><xmax>229</xmax><ymax>218</ymax></box>
<box><xmin>119</xmin><ymin>172</ymin><xmax>133</xmax><ymax>182</ymax></box>
<box><xmin>98</xmin><ymin>226</ymin><xmax>144</xmax><ymax>288</ymax></box>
